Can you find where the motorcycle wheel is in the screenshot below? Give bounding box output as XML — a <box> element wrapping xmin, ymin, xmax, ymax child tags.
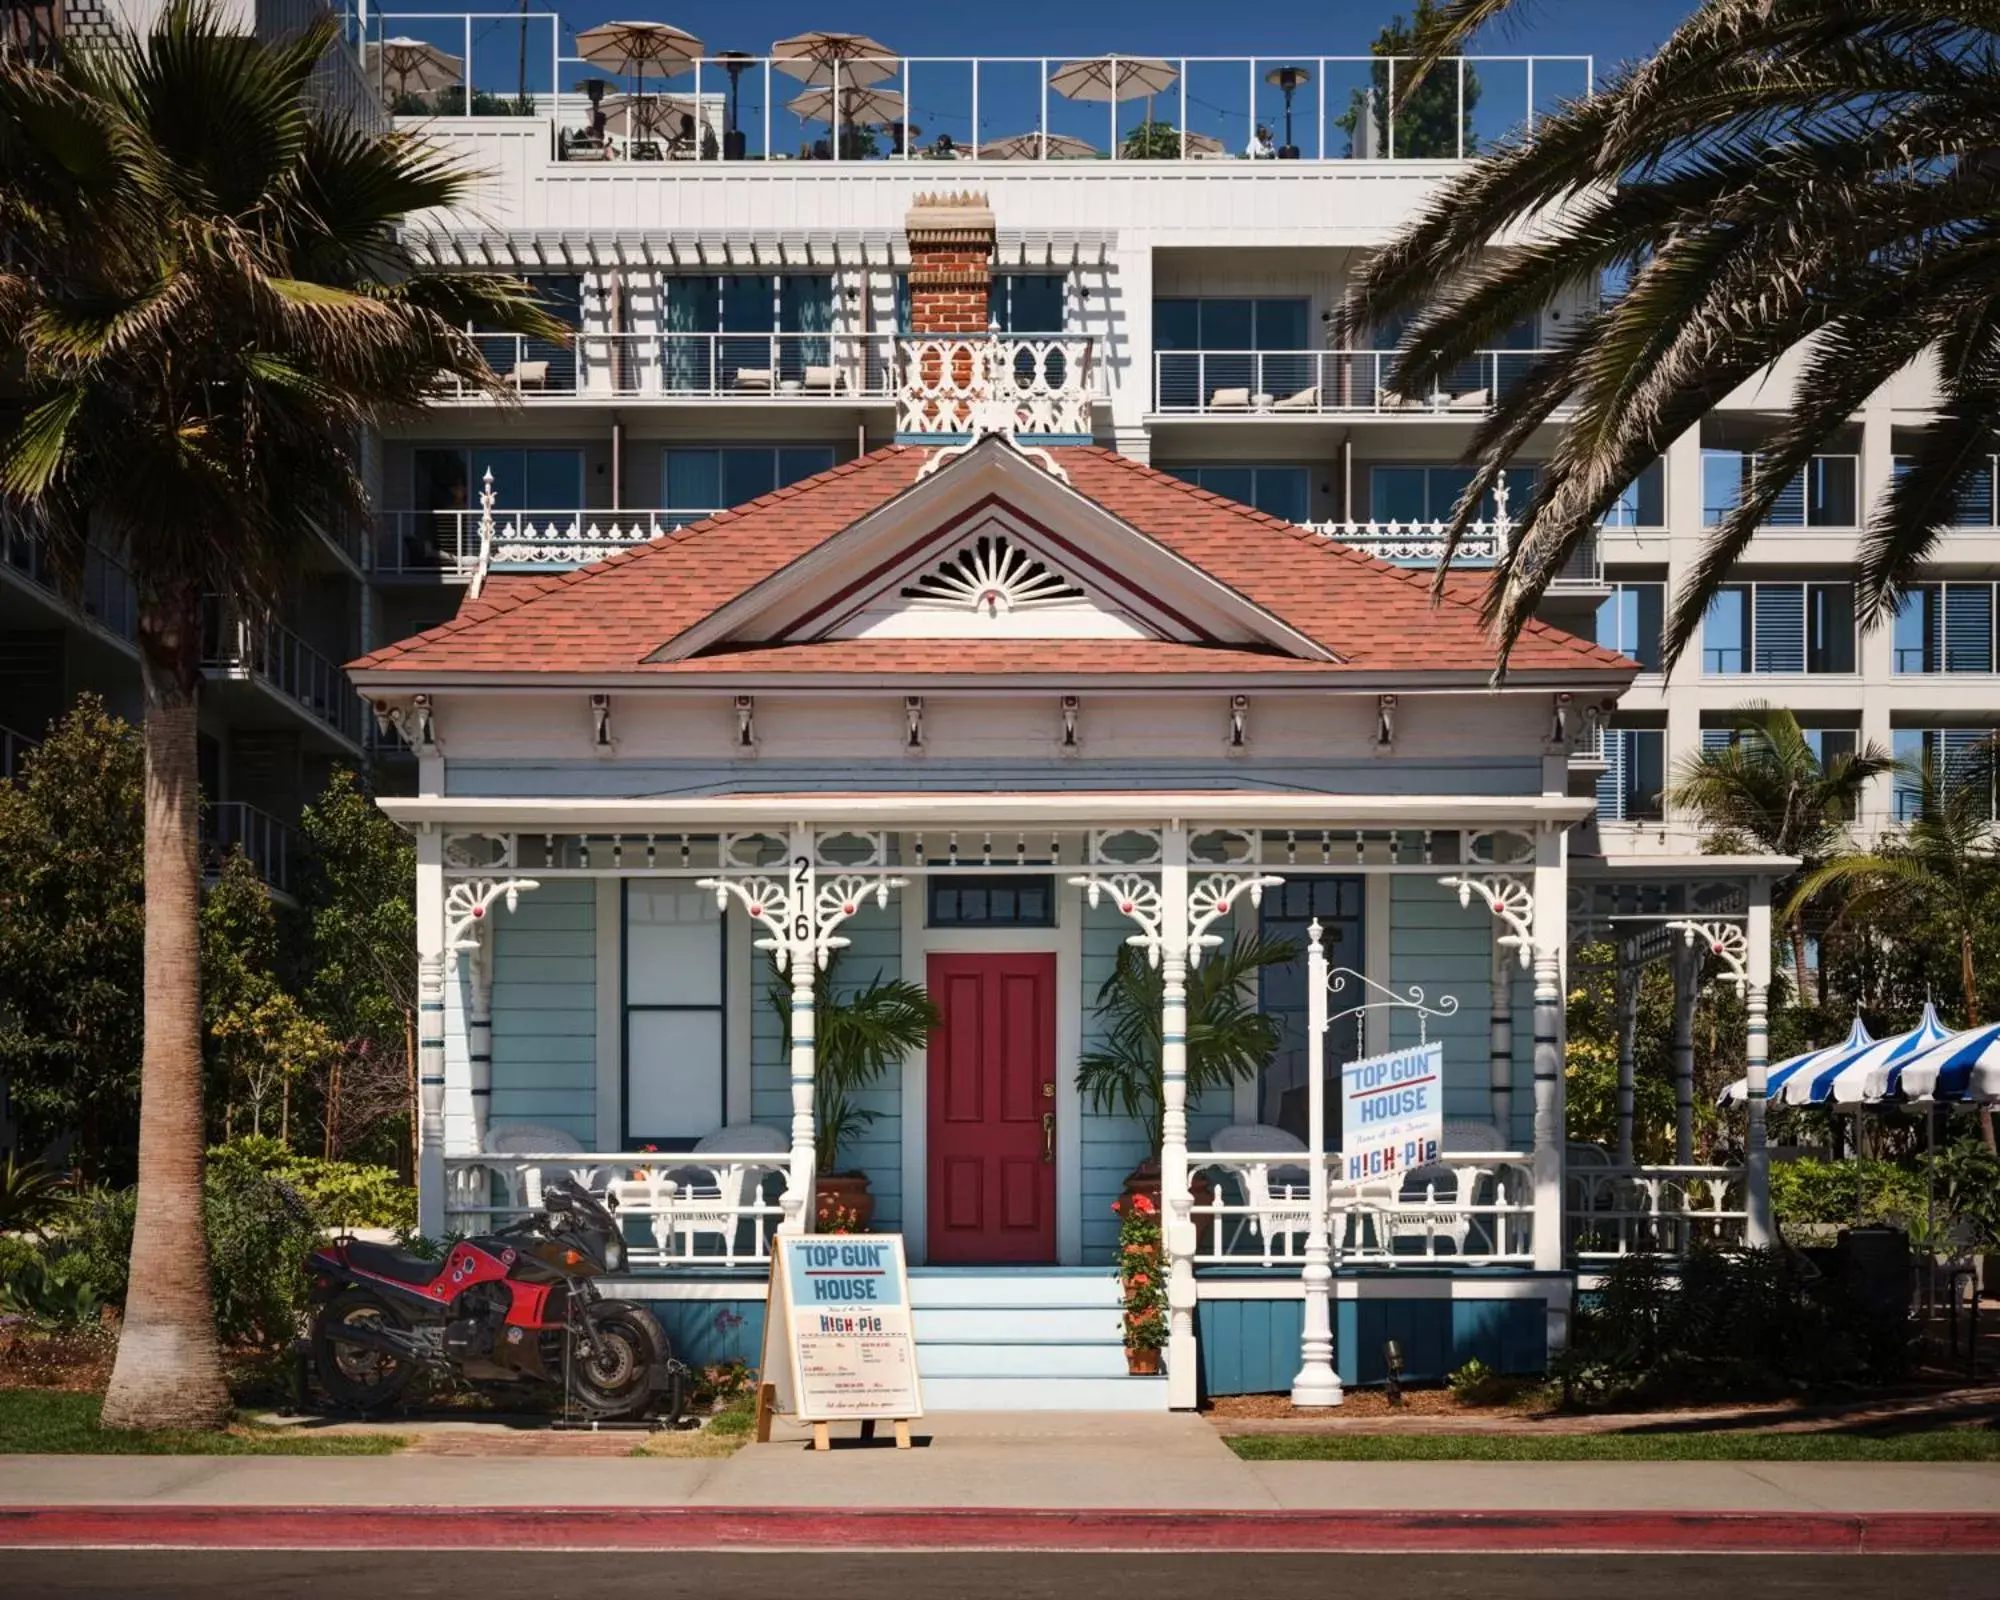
<box><xmin>312</xmin><ymin>1288</ymin><xmax>417</xmax><ymax>1412</ymax></box>
<box><xmin>567</xmin><ymin>1302</ymin><xmax>676</xmax><ymax>1421</ymax></box>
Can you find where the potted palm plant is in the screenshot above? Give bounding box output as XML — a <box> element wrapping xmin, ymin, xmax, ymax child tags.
<box><xmin>1077</xmin><ymin>934</ymin><xmax>1299</xmax><ymax>1202</ymax></box>
<box><xmin>770</xmin><ymin>954</ymin><xmax>938</xmax><ymax>1232</ymax></box>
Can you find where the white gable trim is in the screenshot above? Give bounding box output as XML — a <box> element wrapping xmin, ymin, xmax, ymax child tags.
<box><xmin>647</xmin><ymin>441</ymin><xmax>1339</xmax><ymax>664</ymax></box>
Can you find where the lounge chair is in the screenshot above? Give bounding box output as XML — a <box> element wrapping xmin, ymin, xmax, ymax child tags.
<box><xmin>507</xmin><ymin>360</ymin><xmax>550</xmax><ymax>392</ymax></box>
<box><xmin>1270</xmin><ymin>385</ymin><xmax>1321</xmax><ymax>412</ymax></box>
<box><xmin>801</xmin><ymin>364</ymin><xmax>841</xmax><ymax>394</ymax></box>
<box><xmin>1445</xmin><ymin>387</ymin><xmax>1492</xmax><ymax>411</ymax></box>
<box><xmin>1207</xmin><ymin>386</ymin><xmax>1253</xmax><ymax>411</ymax></box>
<box><xmin>731</xmin><ymin>367</ymin><xmax>775</xmax><ymax>392</ymax></box>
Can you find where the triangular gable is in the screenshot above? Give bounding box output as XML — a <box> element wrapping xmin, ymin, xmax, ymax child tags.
<box><xmin>650</xmin><ymin>439</ymin><xmax>1339</xmax><ymax>664</ymax></box>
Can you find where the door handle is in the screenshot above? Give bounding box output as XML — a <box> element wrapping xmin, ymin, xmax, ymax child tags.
<box><xmin>1042</xmin><ymin>1111</ymin><xmax>1056</xmax><ymax>1163</ymax></box>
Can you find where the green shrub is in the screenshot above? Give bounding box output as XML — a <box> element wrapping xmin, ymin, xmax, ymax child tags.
<box><xmin>207</xmin><ymin>1136</ymin><xmax>416</xmax><ymax>1231</ymax></box>
<box><xmin>1447</xmin><ymin>1357</ymin><xmax>1517</xmax><ymax>1407</ymax></box>
<box><xmin>1770</xmin><ymin>1158</ymin><xmax>1927</xmax><ymax>1229</ymax></box>
<box><xmin>0</xmin><ymin>1253</ymin><xmax>103</xmax><ymax>1328</ymax></box>
<box><xmin>1555</xmin><ymin>1245</ymin><xmax>1905</xmax><ymax>1409</ymax></box>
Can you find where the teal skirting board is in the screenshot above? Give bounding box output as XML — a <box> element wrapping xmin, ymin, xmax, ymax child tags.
<box><xmin>1195</xmin><ymin>1294</ymin><xmax>1548</xmax><ymax>1395</ymax></box>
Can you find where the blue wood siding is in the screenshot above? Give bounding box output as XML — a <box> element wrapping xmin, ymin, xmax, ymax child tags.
<box><xmin>1080</xmin><ymin>892</ymin><xmax>1146</xmax><ymax>1262</ymax></box>
<box><xmin>751</xmin><ymin>899</ymin><xmax>902</xmax><ymax>1227</ymax></box>
<box><xmin>636</xmin><ymin>1298</ymin><xmax>765</xmax><ymax>1369</ymax></box>
<box><xmin>1389</xmin><ymin>876</ymin><xmax>1498</xmax><ymax>1133</ymax></box>
<box><xmin>1198</xmin><ymin>1289</ymin><xmax>1549</xmax><ymax>1394</ymax></box>
<box><xmin>489</xmin><ymin>879</ymin><xmax>598</xmax><ymax>1146</ymax></box>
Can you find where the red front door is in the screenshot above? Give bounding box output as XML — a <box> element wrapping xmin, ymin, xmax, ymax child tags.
<box><xmin>926</xmin><ymin>953</ymin><xmax>1058</xmax><ymax>1265</ymax></box>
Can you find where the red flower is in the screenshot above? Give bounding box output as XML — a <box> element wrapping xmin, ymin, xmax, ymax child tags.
<box><xmin>1131</xmin><ymin>1273</ymin><xmax>1150</xmax><ymax>1287</ymax></box>
<box><xmin>1131</xmin><ymin>1194</ymin><xmax>1156</xmax><ymax>1215</ymax></box>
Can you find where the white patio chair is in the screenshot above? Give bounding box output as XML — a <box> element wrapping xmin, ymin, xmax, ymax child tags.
<box><xmin>638</xmin><ymin>1123</ymin><xmax>788</xmax><ymax>1262</ymax></box>
<box><xmin>1270</xmin><ymin>385</ymin><xmax>1320</xmax><ymax>412</ymax></box>
<box><xmin>506</xmin><ymin>359</ymin><xmax>550</xmax><ymax>392</ymax></box>
<box><xmin>1204</xmin><ymin>1124</ymin><xmax>1312</xmax><ymax>1264</ymax></box>
<box><xmin>1207</xmin><ymin>386</ymin><xmax>1253</xmax><ymax>411</ymax></box>
<box><xmin>480</xmin><ymin>1122</ymin><xmax>589</xmax><ymax>1212</ymax></box>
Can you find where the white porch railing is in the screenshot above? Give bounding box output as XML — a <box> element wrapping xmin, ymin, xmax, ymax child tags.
<box><xmin>1153</xmin><ymin>348</ymin><xmax>1551</xmax><ymax>416</ymax></box>
<box><xmin>1307</xmin><ymin>521</ymin><xmax>1605</xmax><ymax>587</ymax></box>
<box><xmin>374</xmin><ymin>508</ymin><xmax>682</xmax><ymax>576</ymax></box>
<box><xmin>1566</xmin><ymin>1165</ymin><xmax>1748</xmax><ymax>1262</ymax></box>
<box><xmin>444</xmin><ymin>1153</ymin><xmax>786</xmax><ymax>1270</ymax></box>
<box><xmin>1192</xmin><ymin>1152</ymin><xmax>1537</xmax><ymax>1268</ymax></box>
<box><xmin>896</xmin><ymin>336</ymin><xmax>1100</xmax><ymax>438</ymax></box>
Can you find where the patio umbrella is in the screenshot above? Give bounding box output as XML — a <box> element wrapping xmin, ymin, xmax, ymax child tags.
<box><xmin>1797</xmin><ymin>1002</ymin><xmax>1955</xmax><ymax>1107</ymax></box>
<box><xmin>375</xmin><ymin>37</ymin><xmax>463</xmax><ymax>102</ymax></box>
<box><xmin>1048</xmin><ymin>55</ymin><xmax>1178</xmax><ymax>103</ymax></box>
<box><xmin>599</xmin><ymin>92</ymin><xmax>707</xmax><ymax>141</ymax></box>
<box><xmin>573</xmin><ymin>21</ymin><xmax>703</xmax><ymax>78</ymax></box>
<box><xmin>786</xmin><ymin>84</ymin><xmax>906</xmax><ymax>127</ymax></box>
<box><xmin>771</xmin><ymin>31</ymin><xmax>898</xmax><ymax>90</ymax></box>
<box><xmin>1718</xmin><ymin>1015</ymin><xmax>1871</xmax><ymax>1106</ymax></box>
<box><xmin>976</xmin><ymin>131</ymin><xmax>1099</xmax><ymax>161</ymax></box>
<box><xmin>1872</xmin><ymin>1019</ymin><xmax>2000</xmax><ymax>1105</ymax></box>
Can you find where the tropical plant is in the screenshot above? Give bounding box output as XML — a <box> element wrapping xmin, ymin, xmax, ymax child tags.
<box><xmin>1120</xmin><ymin>120</ymin><xmax>1192</xmax><ymax>160</ymax></box>
<box><xmin>0</xmin><ymin>3</ymin><xmax>560</xmax><ymax>1428</ymax></box>
<box><xmin>1077</xmin><ymin>934</ymin><xmax>1299</xmax><ymax>1156</ymax></box>
<box><xmin>1667</xmin><ymin>705</ymin><xmax>1894</xmax><ymax>1000</ymax></box>
<box><xmin>768</xmin><ymin>956</ymin><xmax>939</xmax><ymax>1175</ymax></box>
<box><xmin>1338</xmin><ymin>0</ymin><xmax>2000</xmax><ymax>670</ymax></box>
<box><xmin>1334</xmin><ymin>0</ymin><xmax>1480</xmax><ymax>159</ymax></box>
<box><xmin>0</xmin><ymin>1253</ymin><xmax>105</xmax><ymax>1330</ymax></box>
<box><xmin>0</xmin><ymin>697</ymin><xmax>144</xmax><ymax>1177</ymax></box>
<box><xmin>0</xmin><ymin>1157</ymin><xmax>70</xmax><ymax>1236</ymax></box>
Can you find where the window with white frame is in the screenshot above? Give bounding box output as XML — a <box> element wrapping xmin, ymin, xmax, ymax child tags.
<box><xmin>661</xmin><ymin>446</ymin><xmax>836</xmax><ymax>525</ymax></box>
<box><xmin>1701</xmin><ymin>451</ymin><xmax>1859</xmax><ymax>528</ymax></box>
<box><xmin>1893</xmin><ymin>584</ymin><xmax>1998</xmax><ymax>674</ymax></box>
<box><xmin>1597</xmin><ymin>728</ymin><xmax>1665</xmax><ymax>822</ymax></box>
<box><xmin>623</xmin><ymin>882</ymin><xmax>725</xmax><ymax>1149</ymax></box>
<box><xmin>1892</xmin><ymin>730</ymin><xmax>1999</xmax><ymax>823</ymax></box>
<box><xmin>1601</xmin><ymin>460</ymin><xmax>1666</xmax><ymax>528</ymax></box>
<box><xmin>1701</xmin><ymin>583</ymin><xmax>1855</xmax><ymax>675</ymax></box>
<box><xmin>1595</xmin><ymin>582</ymin><xmax>1664</xmax><ymax>672</ymax></box>
<box><xmin>1166</xmin><ymin>464</ymin><xmax>1310</xmax><ymax>524</ymax></box>
<box><xmin>1891</xmin><ymin>455</ymin><xmax>1999</xmax><ymax>529</ymax></box>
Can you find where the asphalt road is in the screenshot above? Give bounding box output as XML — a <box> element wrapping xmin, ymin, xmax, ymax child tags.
<box><xmin>7</xmin><ymin>1552</ymin><xmax>1996</xmax><ymax>1598</ymax></box>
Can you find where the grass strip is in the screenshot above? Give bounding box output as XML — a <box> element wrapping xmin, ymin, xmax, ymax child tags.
<box><xmin>1227</xmin><ymin>1428</ymin><xmax>2000</xmax><ymax>1462</ymax></box>
<box><xmin>0</xmin><ymin>1389</ymin><xmax>406</xmax><ymax>1455</ymax></box>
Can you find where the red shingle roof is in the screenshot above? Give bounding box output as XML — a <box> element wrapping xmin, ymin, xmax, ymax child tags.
<box><xmin>349</xmin><ymin>445</ymin><xmax>1631</xmax><ymax>679</ymax></box>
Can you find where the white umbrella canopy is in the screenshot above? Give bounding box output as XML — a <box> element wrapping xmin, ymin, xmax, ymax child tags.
<box><xmin>574</xmin><ymin>21</ymin><xmax>703</xmax><ymax>79</ymax></box>
<box><xmin>771</xmin><ymin>31</ymin><xmax>898</xmax><ymax>89</ymax></box>
<box><xmin>598</xmin><ymin>92</ymin><xmax>709</xmax><ymax>140</ymax></box>
<box><xmin>786</xmin><ymin>84</ymin><xmax>906</xmax><ymax>127</ymax></box>
<box><xmin>1048</xmin><ymin>55</ymin><xmax>1178</xmax><ymax>103</ymax></box>
<box><xmin>977</xmin><ymin>131</ymin><xmax>1099</xmax><ymax>161</ymax></box>
<box><xmin>375</xmin><ymin>37</ymin><xmax>463</xmax><ymax>100</ymax></box>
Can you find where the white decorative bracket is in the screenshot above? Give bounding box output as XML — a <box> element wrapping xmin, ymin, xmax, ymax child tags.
<box><xmin>700</xmin><ymin>869</ymin><xmax>909</xmax><ymax>974</ymax></box>
<box><xmin>1440</xmin><ymin>873</ymin><xmax>1535</xmax><ymax>968</ymax></box>
<box><xmin>589</xmin><ymin>692</ymin><xmax>612</xmax><ymax>750</ymax></box>
<box><xmin>1069</xmin><ymin>872</ymin><xmax>1165</xmax><ymax>967</ymax></box>
<box><xmin>1376</xmin><ymin>694</ymin><xmax>1397</xmax><ymax>750</ymax></box>
<box><xmin>1060</xmin><ymin>694</ymin><xmax>1080</xmax><ymax>752</ymax></box>
<box><xmin>444</xmin><ymin>876</ymin><xmax>542</xmax><ymax>955</ymax></box>
<box><xmin>734</xmin><ymin>695</ymin><xmax>757</xmax><ymax>751</ymax></box>
<box><xmin>1187</xmin><ymin>873</ymin><xmax>1284</xmax><ymax>967</ymax></box>
<box><xmin>1227</xmin><ymin>694</ymin><xmax>1249</xmax><ymax>752</ymax></box>
<box><xmin>905</xmin><ymin>695</ymin><xmax>925</xmax><ymax>751</ymax></box>
<box><xmin>1664</xmin><ymin>918</ymin><xmax>1749</xmax><ymax>991</ymax></box>
<box><xmin>914</xmin><ymin>380</ymin><xmax>1071</xmax><ymax>485</ymax></box>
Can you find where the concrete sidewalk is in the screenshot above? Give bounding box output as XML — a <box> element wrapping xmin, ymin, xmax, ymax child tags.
<box><xmin>2</xmin><ymin>1412</ymin><xmax>1997</xmax><ymax>1515</ymax></box>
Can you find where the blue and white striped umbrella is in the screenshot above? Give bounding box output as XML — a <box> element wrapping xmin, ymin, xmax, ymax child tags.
<box><xmin>1876</xmin><ymin>1020</ymin><xmax>2000</xmax><ymax>1105</ymax></box>
<box><xmin>1796</xmin><ymin>1002</ymin><xmax>1956</xmax><ymax>1107</ymax></box>
<box><xmin>1720</xmin><ymin>1016</ymin><xmax>1871</xmax><ymax>1106</ymax></box>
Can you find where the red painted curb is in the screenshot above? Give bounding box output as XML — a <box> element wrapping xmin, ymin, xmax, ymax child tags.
<box><xmin>2</xmin><ymin>1506</ymin><xmax>1998</xmax><ymax>1553</ymax></box>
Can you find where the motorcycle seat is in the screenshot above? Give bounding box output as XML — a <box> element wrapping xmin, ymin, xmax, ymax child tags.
<box><xmin>344</xmin><ymin>1240</ymin><xmax>443</xmax><ymax>1287</ymax></box>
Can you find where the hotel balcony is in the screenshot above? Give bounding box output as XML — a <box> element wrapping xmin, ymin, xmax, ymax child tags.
<box><xmin>199</xmin><ymin>606</ymin><xmax>365</xmax><ymax>752</ymax></box>
<box><xmin>201</xmin><ymin>800</ymin><xmax>297</xmax><ymax>896</ymax></box>
<box><xmin>1151</xmin><ymin>348</ymin><xmax>1551</xmax><ymax>418</ymax></box>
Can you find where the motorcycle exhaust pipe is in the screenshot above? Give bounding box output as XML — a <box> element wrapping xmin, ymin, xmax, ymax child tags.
<box><xmin>323</xmin><ymin>1320</ymin><xmax>432</xmax><ymax>1365</ymax></box>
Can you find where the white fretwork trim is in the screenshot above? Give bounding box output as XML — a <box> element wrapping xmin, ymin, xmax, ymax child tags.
<box><xmin>699</xmin><ymin>871</ymin><xmax>909</xmax><ymax>974</ymax></box>
<box><xmin>1440</xmin><ymin>873</ymin><xmax>1535</xmax><ymax>968</ymax></box>
<box><xmin>1187</xmin><ymin>873</ymin><xmax>1284</xmax><ymax>967</ymax></box>
<box><xmin>902</xmin><ymin>535</ymin><xmax>1085</xmax><ymax>616</ymax></box>
<box><xmin>1087</xmin><ymin>827</ymin><xmax>1164</xmax><ymax>867</ymax></box>
<box><xmin>1070</xmin><ymin>872</ymin><xmax>1165</xmax><ymax>967</ymax></box>
<box><xmin>915</xmin><ymin>396</ymin><xmax>1071</xmax><ymax>484</ymax></box>
<box><xmin>444</xmin><ymin>877</ymin><xmax>542</xmax><ymax>955</ymax></box>
<box><xmin>1665</xmin><ymin>918</ymin><xmax>1750</xmax><ymax>990</ymax></box>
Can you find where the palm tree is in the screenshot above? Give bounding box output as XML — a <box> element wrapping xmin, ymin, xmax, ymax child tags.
<box><xmin>1666</xmin><ymin>704</ymin><xmax>1893</xmax><ymax>1001</ymax></box>
<box><xmin>0</xmin><ymin>5</ymin><xmax>559</xmax><ymax>1428</ymax></box>
<box><xmin>1336</xmin><ymin>1</ymin><xmax>2000</xmax><ymax>671</ymax></box>
<box><xmin>1077</xmin><ymin>934</ymin><xmax>1299</xmax><ymax>1157</ymax></box>
<box><xmin>1792</xmin><ymin>746</ymin><xmax>2000</xmax><ymax>1147</ymax></box>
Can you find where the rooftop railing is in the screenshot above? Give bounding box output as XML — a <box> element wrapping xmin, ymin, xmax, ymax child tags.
<box><xmin>439</xmin><ymin>330</ymin><xmax>898</xmax><ymax>403</ymax></box>
<box><xmin>1154</xmin><ymin>348</ymin><xmax>1548</xmax><ymax>416</ymax></box>
<box><xmin>375</xmin><ymin>507</ymin><xmax>681</xmax><ymax>576</ymax></box>
<box><xmin>1306</xmin><ymin>520</ymin><xmax>1603</xmax><ymax>588</ymax></box>
<box><xmin>200</xmin><ymin>606</ymin><xmax>365</xmax><ymax>747</ymax></box>
<box><xmin>202</xmin><ymin>800</ymin><xmax>296</xmax><ymax>894</ymax></box>
<box><xmin>361</xmin><ymin>16</ymin><xmax>1590</xmax><ymax>167</ymax></box>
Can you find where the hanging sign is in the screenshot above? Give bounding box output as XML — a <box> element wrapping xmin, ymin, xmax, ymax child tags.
<box><xmin>758</xmin><ymin>1233</ymin><xmax>922</xmax><ymax>1448</ymax></box>
<box><xmin>1340</xmin><ymin>1040</ymin><xmax>1445</xmax><ymax>1181</ymax></box>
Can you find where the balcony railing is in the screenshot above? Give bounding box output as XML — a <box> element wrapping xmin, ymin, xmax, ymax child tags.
<box><xmin>363</xmin><ymin>19</ymin><xmax>1589</xmax><ymax>167</ymax></box>
<box><xmin>1305</xmin><ymin>519</ymin><xmax>1603</xmax><ymax>588</ymax></box>
<box><xmin>200</xmin><ymin>608</ymin><xmax>364</xmax><ymax>746</ymax></box>
<box><xmin>444</xmin><ymin>331</ymin><xmax>898</xmax><ymax>403</ymax></box>
<box><xmin>1154</xmin><ymin>349</ymin><xmax>1548</xmax><ymax>416</ymax></box>
<box><xmin>0</xmin><ymin>726</ymin><xmax>38</xmax><ymax>782</ymax></box>
<box><xmin>375</xmin><ymin>508</ymin><xmax>683</xmax><ymax>576</ymax></box>
<box><xmin>202</xmin><ymin>800</ymin><xmax>296</xmax><ymax>894</ymax></box>
<box><xmin>1566</xmin><ymin>1165</ymin><xmax>1747</xmax><ymax>1261</ymax></box>
<box><xmin>2</xmin><ymin>522</ymin><xmax>139</xmax><ymax>644</ymax></box>
<box><xmin>897</xmin><ymin>336</ymin><xmax>1099</xmax><ymax>438</ymax></box>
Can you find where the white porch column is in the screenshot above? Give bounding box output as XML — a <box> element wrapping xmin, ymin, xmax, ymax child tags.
<box><xmin>1745</xmin><ymin>882</ymin><xmax>1775</xmax><ymax>1247</ymax></box>
<box><xmin>1158</xmin><ymin>824</ymin><xmax>1197</xmax><ymax>1410</ymax></box>
<box><xmin>416</xmin><ymin>829</ymin><xmax>447</xmax><ymax>1240</ymax></box>
<box><xmin>1489</xmin><ymin>939</ymin><xmax>1514</xmax><ymax>1139</ymax></box>
<box><xmin>783</xmin><ymin>822</ymin><xmax>818</xmax><ymax>1234</ymax></box>
<box><xmin>1530</xmin><ymin>828</ymin><xmax>1568</xmax><ymax>1286</ymax></box>
<box><xmin>1290</xmin><ymin>919</ymin><xmax>1342</xmax><ymax>1407</ymax></box>
<box><xmin>466</xmin><ymin>928</ymin><xmax>495</xmax><ymax>1155</ymax></box>
<box><xmin>1614</xmin><ymin>943</ymin><xmax>1640</xmax><ymax>1167</ymax></box>
<box><xmin>1670</xmin><ymin>933</ymin><xmax>1701</xmax><ymax>1165</ymax></box>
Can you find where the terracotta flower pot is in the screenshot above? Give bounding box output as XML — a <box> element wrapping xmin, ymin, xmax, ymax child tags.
<box><xmin>1125</xmin><ymin>1346</ymin><xmax>1163</xmax><ymax>1376</ymax></box>
<box><xmin>814</xmin><ymin>1171</ymin><xmax>875</xmax><ymax>1232</ymax></box>
<box><xmin>1121</xmin><ymin>1158</ymin><xmax>1214</xmax><ymax>1211</ymax></box>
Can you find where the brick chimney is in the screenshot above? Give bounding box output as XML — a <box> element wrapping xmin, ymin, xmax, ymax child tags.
<box><xmin>904</xmin><ymin>191</ymin><xmax>995</xmax><ymax>336</ymax></box>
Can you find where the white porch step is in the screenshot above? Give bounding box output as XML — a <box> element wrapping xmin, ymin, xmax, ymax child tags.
<box><xmin>920</xmin><ymin>1375</ymin><xmax>1169</xmax><ymax>1411</ymax></box>
<box><xmin>913</xmin><ymin>1304</ymin><xmax>1121</xmax><ymax>1342</ymax></box>
<box><xmin>905</xmin><ymin>1266</ymin><xmax>1163</xmax><ymax>1411</ymax></box>
<box><xmin>917</xmin><ymin>1339</ymin><xmax>1129</xmax><ymax>1379</ymax></box>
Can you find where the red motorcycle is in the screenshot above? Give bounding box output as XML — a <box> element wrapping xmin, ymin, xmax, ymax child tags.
<box><xmin>306</xmin><ymin>1177</ymin><xmax>679</xmax><ymax>1421</ymax></box>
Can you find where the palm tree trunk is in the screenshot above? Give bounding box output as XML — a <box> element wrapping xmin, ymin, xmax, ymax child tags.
<box><xmin>1789</xmin><ymin>923</ymin><xmax>1813</xmax><ymax>1008</ymax></box>
<box><xmin>99</xmin><ymin>593</ymin><xmax>230</xmax><ymax>1431</ymax></box>
<box><xmin>1956</xmin><ymin>927</ymin><xmax>1996</xmax><ymax>1152</ymax></box>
